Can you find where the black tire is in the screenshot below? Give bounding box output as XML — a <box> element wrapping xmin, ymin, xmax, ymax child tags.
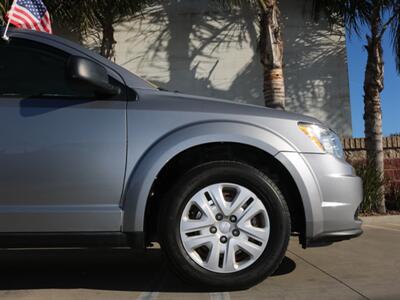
<box><xmin>159</xmin><ymin>161</ymin><xmax>291</xmax><ymax>289</ymax></box>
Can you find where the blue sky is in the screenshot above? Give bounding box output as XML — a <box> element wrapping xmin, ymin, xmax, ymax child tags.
<box><xmin>347</xmin><ymin>29</ymin><xmax>400</xmax><ymax>137</ymax></box>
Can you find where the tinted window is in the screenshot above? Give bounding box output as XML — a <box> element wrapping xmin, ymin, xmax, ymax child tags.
<box><xmin>0</xmin><ymin>39</ymin><xmax>100</xmax><ymax>98</ymax></box>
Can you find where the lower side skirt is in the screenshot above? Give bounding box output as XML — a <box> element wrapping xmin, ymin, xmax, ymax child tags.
<box><xmin>0</xmin><ymin>232</ymin><xmax>144</xmax><ymax>249</ymax></box>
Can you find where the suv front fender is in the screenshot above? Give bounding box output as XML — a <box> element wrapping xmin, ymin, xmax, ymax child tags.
<box><xmin>121</xmin><ymin>121</ymin><xmax>321</xmax><ymax>239</ymax></box>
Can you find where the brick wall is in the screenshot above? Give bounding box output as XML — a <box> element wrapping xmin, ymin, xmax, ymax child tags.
<box><xmin>342</xmin><ymin>136</ymin><xmax>400</xmax><ymax>187</ymax></box>
<box><xmin>384</xmin><ymin>158</ymin><xmax>400</xmax><ymax>187</ymax></box>
<box><xmin>342</xmin><ymin>136</ymin><xmax>400</xmax><ymax>160</ymax></box>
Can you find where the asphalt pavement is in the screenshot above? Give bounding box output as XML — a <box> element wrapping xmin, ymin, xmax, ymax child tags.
<box><xmin>0</xmin><ymin>215</ymin><xmax>399</xmax><ymax>300</ymax></box>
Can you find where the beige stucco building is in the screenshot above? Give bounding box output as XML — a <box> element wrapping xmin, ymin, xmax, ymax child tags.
<box><xmin>63</xmin><ymin>0</ymin><xmax>352</xmax><ymax>136</ymax></box>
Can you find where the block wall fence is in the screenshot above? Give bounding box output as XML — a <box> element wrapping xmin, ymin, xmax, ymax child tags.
<box><xmin>342</xmin><ymin>136</ymin><xmax>400</xmax><ymax>187</ymax></box>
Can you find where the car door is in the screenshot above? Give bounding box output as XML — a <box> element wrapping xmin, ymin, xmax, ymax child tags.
<box><xmin>0</xmin><ymin>37</ymin><xmax>126</xmax><ymax>232</ymax></box>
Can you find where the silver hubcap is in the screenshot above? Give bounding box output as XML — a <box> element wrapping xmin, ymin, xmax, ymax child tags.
<box><xmin>180</xmin><ymin>183</ymin><xmax>270</xmax><ymax>273</ymax></box>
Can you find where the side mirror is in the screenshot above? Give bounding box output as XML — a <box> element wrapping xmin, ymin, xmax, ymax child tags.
<box><xmin>66</xmin><ymin>56</ymin><xmax>121</xmax><ymax>97</ymax></box>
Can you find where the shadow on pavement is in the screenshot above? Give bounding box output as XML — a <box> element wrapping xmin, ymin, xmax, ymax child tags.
<box><xmin>0</xmin><ymin>248</ymin><xmax>296</xmax><ymax>292</ymax></box>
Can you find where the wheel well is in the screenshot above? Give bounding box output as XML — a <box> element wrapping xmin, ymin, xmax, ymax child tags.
<box><xmin>144</xmin><ymin>142</ymin><xmax>306</xmax><ymax>245</ymax></box>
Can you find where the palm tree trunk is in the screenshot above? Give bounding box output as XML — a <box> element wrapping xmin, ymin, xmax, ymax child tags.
<box><xmin>258</xmin><ymin>0</ymin><xmax>285</xmax><ymax>110</ymax></box>
<box><xmin>100</xmin><ymin>20</ymin><xmax>116</xmax><ymax>60</ymax></box>
<box><xmin>363</xmin><ymin>8</ymin><xmax>386</xmax><ymax>213</ymax></box>
<box><xmin>99</xmin><ymin>4</ymin><xmax>116</xmax><ymax>61</ymax></box>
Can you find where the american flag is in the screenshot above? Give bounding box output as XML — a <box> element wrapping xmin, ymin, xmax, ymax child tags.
<box><xmin>6</xmin><ymin>0</ymin><xmax>52</xmax><ymax>34</ymax></box>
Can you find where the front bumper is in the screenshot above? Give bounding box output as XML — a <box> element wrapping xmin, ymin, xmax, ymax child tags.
<box><xmin>305</xmin><ymin>153</ymin><xmax>362</xmax><ymax>228</ymax></box>
<box><xmin>275</xmin><ymin>152</ymin><xmax>363</xmax><ymax>247</ymax></box>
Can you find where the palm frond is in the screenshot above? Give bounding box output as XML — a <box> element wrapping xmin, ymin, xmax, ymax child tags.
<box><xmin>211</xmin><ymin>0</ymin><xmax>257</xmax><ymax>12</ymax></box>
<box><xmin>319</xmin><ymin>0</ymin><xmax>400</xmax><ymax>74</ymax></box>
<box><xmin>315</xmin><ymin>0</ymin><xmax>372</xmax><ymax>37</ymax></box>
<box><xmin>0</xmin><ymin>0</ymin><xmax>11</xmax><ymax>26</ymax></box>
<box><xmin>46</xmin><ymin>0</ymin><xmax>149</xmax><ymax>33</ymax></box>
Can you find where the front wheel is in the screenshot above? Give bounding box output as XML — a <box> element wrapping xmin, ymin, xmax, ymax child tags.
<box><xmin>160</xmin><ymin>161</ymin><xmax>291</xmax><ymax>289</ymax></box>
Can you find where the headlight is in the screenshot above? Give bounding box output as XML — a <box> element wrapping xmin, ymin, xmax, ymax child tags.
<box><xmin>298</xmin><ymin>122</ymin><xmax>344</xmax><ymax>159</ymax></box>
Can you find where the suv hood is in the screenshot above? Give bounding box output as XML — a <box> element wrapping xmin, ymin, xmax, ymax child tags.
<box><xmin>140</xmin><ymin>89</ymin><xmax>322</xmax><ymax>125</ymax></box>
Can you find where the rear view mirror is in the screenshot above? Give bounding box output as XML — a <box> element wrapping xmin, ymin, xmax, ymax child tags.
<box><xmin>66</xmin><ymin>56</ymin><xmax>121</xmax><ymax>97</ymax></box>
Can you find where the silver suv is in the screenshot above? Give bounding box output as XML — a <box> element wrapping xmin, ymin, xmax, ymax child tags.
<box><xmin>0</xmin><ymin>28</ymin><xmax>362</xmax><ymax>289</ymax></box>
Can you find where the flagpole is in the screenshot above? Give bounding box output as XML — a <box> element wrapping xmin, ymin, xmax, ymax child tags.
<box><xmin>2</xmin><ymin>0</ymin><xmax>16</xmax><ymax>41</ymax></box>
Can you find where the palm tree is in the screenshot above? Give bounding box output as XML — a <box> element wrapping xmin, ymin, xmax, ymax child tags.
<box><xmin>217</xmin><ymin>0</ymin><xmax>286</xmax><ymax>110</ymax></box>
<box><xmin>47</xmin><ymin>0</ymin><xmax>148</xmax><ymax>60</ymax></box>
<box><xmin>318</xmin><ymin>0</ymin><xmax>400</xmax><ymax>213</ymax></box>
